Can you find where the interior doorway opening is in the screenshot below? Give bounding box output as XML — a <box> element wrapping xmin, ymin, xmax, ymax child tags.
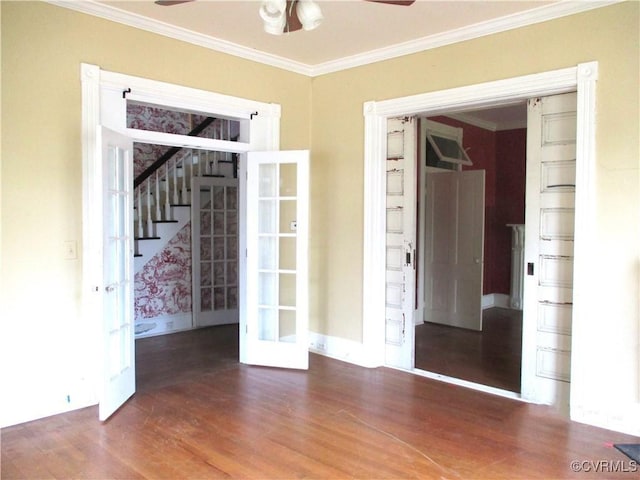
<box><xmin>365</xmin><ymin>62</ymin><xmax>597</xmax><ymax>412</ymax></box>
<box><xmin>413</xmin><ymin>104</ymin><xmax>527</xmax><ymax>394</ymax></box>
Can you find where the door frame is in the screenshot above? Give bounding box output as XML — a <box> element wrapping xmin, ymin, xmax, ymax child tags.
<box><xmin>362</xmin><ymin>63</ymin><xmax>598</xmax><ymax>407</ymax></box>
<box><xmin>81</xmin><ymin>63</ymin><xmax>280</xmax><ymax>416</ymax></box>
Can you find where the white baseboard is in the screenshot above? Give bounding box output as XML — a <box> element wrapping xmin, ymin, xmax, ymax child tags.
<box><xmin>482</xmin><ymin>293</ymin><xmax>511</xmax><ymax>310</ymax></box>
<box><xmin>135</xmin><ymin>312</ymin><xmax>193</xmax><ymax>338</ymax></box>
<box><xmin>308</xmin><ymin>331</ymin><xmax>376</xmax><ymax>368</ymax></box>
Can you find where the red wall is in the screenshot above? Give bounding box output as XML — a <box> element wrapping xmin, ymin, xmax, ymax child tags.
<box><xmin>428</xmin><ymin>117</ymin><xmax>525</xmax><ymax>295</ymax></box>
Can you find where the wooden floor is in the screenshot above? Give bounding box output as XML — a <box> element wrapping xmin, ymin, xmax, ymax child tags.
<box><xmin>3</xmin><ymin>325</ymin><xmax>639</xmax><ymax>479</ymax></box>
<box><xmin>415</xmin><ymin>307</ymin><xmax>523</xmax><ymax>392</ymax></box>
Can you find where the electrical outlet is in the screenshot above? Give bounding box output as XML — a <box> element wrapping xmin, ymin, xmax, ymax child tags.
<box><xmin>290</xmin><ymin>220</ymin><xmax>297</xmax><ymax>231</ymax></box>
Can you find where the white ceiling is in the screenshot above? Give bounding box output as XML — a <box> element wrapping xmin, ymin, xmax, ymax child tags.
<box><xmin>56</xmin><ymin>0</ymin><xmax>615</xmax><ymax>76</ymax></box>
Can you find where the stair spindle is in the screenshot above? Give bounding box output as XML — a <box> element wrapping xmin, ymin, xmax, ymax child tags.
<box><xmin>172</xmin><ymin>157</ymin><xmax>179</xmax><ymax>205</ymax></box>
<box><xmin>136</xmin><ymin>188</ymin><xmax>143</xmax><ymax>239</ymax></box>
<box><xmin>154</xmin><ymin>171</ymin><xmax>161</xmax><ymax>221</ymax></box>
<box><xmin>182</xmin><ymin>154</ymin><xmax>189</xmax><ymax>205</ymax></box>
<box><xmin>145</xmin><ymin>183</ymin><xmax>153</xmax><ymax>237</ymax></box>
<box><xmin>164</xmin><ymin>164</ymin><xmax>171</xmax><ymax>220</ymax></box>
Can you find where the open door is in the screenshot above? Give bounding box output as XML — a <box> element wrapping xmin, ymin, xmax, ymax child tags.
<box><xmin>424</xmin><ymin>170</ymin><xmax>485</xmax><ymax>331</ymax></box>
<box><xmin>240</xmin><ymin>150</ymin><xmax>309</xmax><ymax>369</ymax></box>
<box><xmin>98</xmin><ymin>127</ymin><xmax>135</xmax><ymax>421</ymax></box>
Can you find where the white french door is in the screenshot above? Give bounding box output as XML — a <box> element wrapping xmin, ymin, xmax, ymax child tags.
<box><xmin>98</xmin><ymin>127</ymin><xmax>135</xmax><ymax>421</ymax></box>
<box><xmin>241</xmin><ymin>150</ymin><xmax>309</xmax><ymax>369</ymax></box>
<box><xmin>192</xmin><ymin>176</ymin><xmax>239</xmax><ymax>327</ymax></box>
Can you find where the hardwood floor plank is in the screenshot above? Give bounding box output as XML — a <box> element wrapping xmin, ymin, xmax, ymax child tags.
<box><xmin>2</xmin><ymin>325</ymin><xmax>638</xmax><ymax>479</ymax></box>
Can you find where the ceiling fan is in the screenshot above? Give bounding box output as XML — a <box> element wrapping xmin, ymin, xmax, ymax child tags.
<box><xmin>155</xmin><ymin>0</ymin><xmax>415</xmax><ymax>35</ymax></box>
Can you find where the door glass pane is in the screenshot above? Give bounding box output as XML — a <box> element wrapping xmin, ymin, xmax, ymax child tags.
<box><xmin>259</xmin><ymin>308</ymin><xmax>277</xmax><ymax>341</ymax></box>
<box><xmin>259</xmin><ymin>272</ymin><xmax>277</xmax><ymax>306</ymax></box>
<box><xmin>118</xmin><ymin>194</ymin><xmax>126</xmax><ymax>237</ymax></box>
<box><xmin>201</xmin><ymin>288</ymin><xmax>212</xmax><ymax>311</ymax></box>
<box><xmin>259</xmin><ymin>236</ymin><xmax>276</xmax><ymax>270</ymax></box>
<box><xmin>108</xmin><ymin>147</ymin><xmax>118</xmax><ymax>190</ymax></box>
<box><xmin>259</xmin><ymin>164</ymin><xmax>277</xmax><ymax>197</ymax></box>
<box><xmin>116</xmin><ymin>148</ymin><xmax>126</xmax><ymax>190</ymax></box>
<box><xmin>279</xmin><ymin>200</ymin><xmax>297</xmax><ymax>234</ymax></box>
<box><xmin>259</xmin><ymin>200</ymin><xmax>277</xmax><ymax>233</ymax></box>
<box><xmin>279</xmin><ymin>273</ymin><xmax>296</xmax><ymax>307</ymax></box>
<box><xmin>279</xmin><ymin>310</ymin><xmax>296</xmax><ymax>343</ymax></box>
<box><xmin>279</xmin><ymin>163</ymin><xmax>297</xmax><ymax>196</ymax></box>
<box><xmin>279</xmin><ymin>237</ymin><xmax>296</xmax><ymax>271</ymax></box>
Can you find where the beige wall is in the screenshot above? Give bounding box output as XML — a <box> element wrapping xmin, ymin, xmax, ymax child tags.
<box><xmin>2</xmin><ymin>0</ymin><xmax>638</xmax><ymax>429</ymax></box>
<box><xmin>0</xmin><ymin>1</ymin><xmax>311</xmax><ymax>425</ymax></box>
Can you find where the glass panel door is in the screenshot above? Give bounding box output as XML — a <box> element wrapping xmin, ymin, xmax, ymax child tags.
<box><xmin>242</xmin><ymin>151</ymin><xmax>309</xmax><ymax>369</ymax></box>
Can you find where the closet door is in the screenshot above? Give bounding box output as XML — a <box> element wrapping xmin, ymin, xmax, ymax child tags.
<box><xmin>192</xmin><ymin>176</ymin><xmax>239</xmax><ymax>327</ymax></box>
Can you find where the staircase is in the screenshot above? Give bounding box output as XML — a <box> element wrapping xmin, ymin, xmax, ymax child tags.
<box><xmin>133</xmin><ymin>152</ymin><xmax>192</xmax><ymax>273</ymax></box>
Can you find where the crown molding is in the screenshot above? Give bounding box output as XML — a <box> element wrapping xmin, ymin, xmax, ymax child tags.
<box><xmin>48</xmin><ymin>0</ymin><xmax>620</xmax><ymax>78</ymax></box>
<box><xmin>311</xmin><ymin>1</ymin><xmax>620</xmax><ymax>76</ymax></box>
<box><xmin>46</xmin><ymin>0</ymin><xmax>314</xmax><ymax>76</ymax></box>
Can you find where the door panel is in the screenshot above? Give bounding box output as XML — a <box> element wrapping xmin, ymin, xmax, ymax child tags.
<box><xmin>424</xmin><ymin>170</ymin><xmax>485</xmax><ymax>331</ymax></box>
<box><xmin>242</xmin><ymin>150</ymin><xmax>309</xmax><ymax>369</ymax></box>
<box><xmin>99</xmin><ymin>127</ymin><xmax>135</xmax><ymax>421</ymax></box>
<box><xmin>192</xmin><ymin>176</ymin><xmax>239</xmax><ymax>327</ymax></box>
<box><xmin>522</xmin><ymin>92</ymin><xmax>577</xmax><ymax>409</ymax></box>
<box><xmin>384</xmin><ymin>117</ymin><xmax>417</xmax><ymax>370</ymax></box>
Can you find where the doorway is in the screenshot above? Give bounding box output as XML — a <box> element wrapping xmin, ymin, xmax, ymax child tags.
<box><xmin>81</xmin><ymin>63</ymin><xmax>282</xmax><ymax>419</ymax></box>
<box><xmin>414</xmin><ymin>107</ymin><xmax>527</xmax><ymax>394</ymax></box>
<box><xmin>363</xmin><ymin>62</ymin><xmax>598</xmax><ymax>410</ymax></box>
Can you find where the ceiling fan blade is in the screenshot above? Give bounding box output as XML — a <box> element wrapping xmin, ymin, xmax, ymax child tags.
<box><xmin>285</xmin><ymin>0</ymin><xmax>303</xmax><ymax>33</ymax></box>
<box><xmin>154</xmin><ymin>0</ymin><xmax>194</xmax><ymax>6</ymax></box>
<box><xmin>365</xmin><ymin>0</ymin><xmax>416</xmax><ymax>5</ymax></box>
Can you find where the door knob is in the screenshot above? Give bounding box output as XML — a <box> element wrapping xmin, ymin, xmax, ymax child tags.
<box><xmin>105</xmin><ymin>284</ymin><xmax>116</xmax><ymax>293</ymax></box>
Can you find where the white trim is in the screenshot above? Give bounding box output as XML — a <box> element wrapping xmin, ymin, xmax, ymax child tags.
<box><xmin>82</xmin><ymin>63</ymin><xmax>281</xmax><ymax>419</ymax></box>
<box><xmin>47</xmin><ymin>0</ymin><xmax>313</xmax><ymax>76</ymax></box>
<box><xmin>312</xmin><ymin>2</ymin><xmax>618</xmax><ymax>76</ymax></box>
<box><xmin>363</xmin><ymin>62</ymin><xmax>598</xmax><ymax>412</ymax></box>
<box><xmin>362</xmin><ymin>64</ymin><xmax>584</xmax><ymax>368</ymax></box>
<box><xmin>410</xmin><ymin>368</ymin><xmax>526</xmax><ymax>402</ymax></box>
<box><xmin>309</xmin><ymin>331</ymin><xmax>375</xmax><ymax>368</ymax></box>
<box><xmin>481</xmin><ymin>294</ymin><xmax>511</xmax><ymax>310</ymax></box>
<box><xmin>134</xmin><ymin>312</ymin><xmax>194</xmax><ymax>339</ymax></box>
<box><xmin>49</xmin><ymin>0</ymin><xmax>618</xmax><ymax>77</ymax></box>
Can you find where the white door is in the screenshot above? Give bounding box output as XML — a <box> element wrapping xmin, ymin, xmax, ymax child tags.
<box><xmin>98</xmin><ymin>127</ymin><xmax>135</xmax><ymax>421</ymax></box>
<box><xmin>240</xmin><ymin>150</ymin><xmax>309</xmax><ymax>369</ymax></box>
<box><xmin>192</xmin><ymin>176</ymin><xmax>239</xmax><ymax>327</ymax></box>
<box><xmin>424</xmin><ymin>170</ymin><xmax>485</xmax><ymax>331</ymax></box>
<box><xmin>521</xmin><ymin>93</ymin><xmax>577</xmax><ymax>409</ymax></box>
<box><xmin>384</xmin><ymin>117</ymin><xmax>417</xmax><ymax>369</ymax></box>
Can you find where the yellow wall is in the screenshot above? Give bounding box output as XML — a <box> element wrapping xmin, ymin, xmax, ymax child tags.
<box><xmin>1</xmin><ymin>0</ymin><xmax>639</xmax><ymax>430</ymax></box>
<box><xmin>310</xmin><ymin>1</ymin><xmax>639</xmax><ymax>340</ymax></box>
<box><xmin>0</xmin><ymin>1</ymin><xmax>311</xmax><ymax>425</ymax></box>
<box><xmin>310</xmin><ymin>1</ymin><xmax>639</xmax><ymax>430</ymax></box>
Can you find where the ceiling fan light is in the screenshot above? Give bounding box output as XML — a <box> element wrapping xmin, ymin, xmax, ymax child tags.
<box><xmin>296</xmin><ymin>0</ymin><xmax>323</xmax><ymax>31</ymax></box>
<box><xmin>260</xmin><ymin>0</ymin><xmax>287</xmax><ymax>35</ymax></box>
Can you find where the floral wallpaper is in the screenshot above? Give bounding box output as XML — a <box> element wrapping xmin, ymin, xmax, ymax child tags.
<box><xmin>135</xmin><ymin>224</ymin><xmax>192</xmax><ymax>320</ymax></box>
<box><xmin>129</xmin><ymin>103</ymin><xmax>240</xmax><ymax>329</ymax></box>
